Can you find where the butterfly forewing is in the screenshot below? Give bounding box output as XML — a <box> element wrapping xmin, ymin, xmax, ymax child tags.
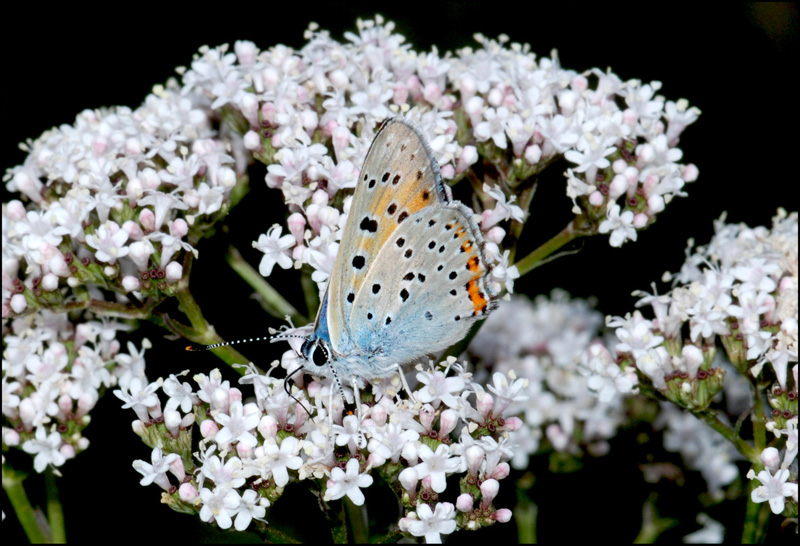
<box><xmin>327</xmin><ymin>118</ymin><xmax>448</xmax><ymax>355</ymax></box>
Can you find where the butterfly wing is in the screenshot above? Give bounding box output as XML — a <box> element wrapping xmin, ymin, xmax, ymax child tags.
<box><xmin>346</xmin><ymin>201</ymin><xmax>498</xmax><ymax>375</ymax></box>
<box><xmin>326</xmin><ymin>118</ymin><xmax>448</xmax><ymax>356</ymax></box>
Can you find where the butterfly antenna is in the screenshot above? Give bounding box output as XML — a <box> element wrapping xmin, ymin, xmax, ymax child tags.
<box><xmin>185</xmin><ymin>328</ymin><xmax>309</xmax><ymax>352</ymax></box>
<box><xmin>185</xmin><ymin>336</ymin><xmax>274</xmax><ymax>352</ymax></box>
<box><xmin>284</xmin><ymin>366</ymin><xmax>313</xmax><ymax>418</ymax></box>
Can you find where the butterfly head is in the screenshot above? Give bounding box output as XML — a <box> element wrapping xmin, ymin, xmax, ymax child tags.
<box><xmin>301</xmin><ymin>335</ymin><xmax>333</xmax><ymax>369</ymax></box>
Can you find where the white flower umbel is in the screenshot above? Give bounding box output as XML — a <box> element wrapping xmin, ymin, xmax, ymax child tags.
<box><xmin>121</xmin><ymin>360</ymin><xmax>518</xmax><ymax>537</ymax></box>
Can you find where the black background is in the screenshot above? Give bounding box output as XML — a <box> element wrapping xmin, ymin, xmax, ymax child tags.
<box><xmin>2</xmin><ymin>3</ymin><xmax>797</xmax><ymax>543</ymax></box>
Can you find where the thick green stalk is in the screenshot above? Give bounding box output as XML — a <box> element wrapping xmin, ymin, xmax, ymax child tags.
<box><xmin>697</xmin><ymin>411</ymin><xmax>760</xmax><ymax>464</ymax></box>
<box><xmin>175</xmin><ymin>254</ymin><xmax>253</xmax><ymax>373</ymax></box>
<box><xmin>226</xmin><ymin>246</ymin><xmax>304</xmax><ymax>324</ymax></box>
<box><xmin>3</xmin><ymin>465</ymin><xmax>49</xmax><ymax>543</ymax></box>
<box><xmin>44</xmin><ymin>470</ymin><xmax>65</xmax><ymax>543</ymax></box>
<box><xmin>514</xmin><ymin>218</ymin><xmax>593</xmax><ymax>277</ymax></box>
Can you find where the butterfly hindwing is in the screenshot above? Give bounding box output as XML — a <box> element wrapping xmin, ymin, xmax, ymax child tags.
<box><xmin>327</xmin><ymin>118</ymin><xmax>448</xmax><ymax>356</ymax></box>
<box><xmin>348</xmin><ymin>202</ymin><xmax>498</xmax><ymax>373</ymax></box>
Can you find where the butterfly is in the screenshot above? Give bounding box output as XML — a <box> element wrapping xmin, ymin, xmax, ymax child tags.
<box><xmin>295</xmin><ymin>117</ymin><xmax>499</xmax><ymax>384</ymax></box>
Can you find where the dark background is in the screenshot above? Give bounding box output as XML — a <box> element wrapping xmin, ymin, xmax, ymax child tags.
<box><xmin>3</xmin><ymin>3</ymin><xmax>797</xmax><ymax>543</ymax></box>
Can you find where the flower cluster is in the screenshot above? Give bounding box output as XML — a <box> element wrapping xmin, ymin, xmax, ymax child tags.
<box><xmin>3</xmin><ymin>62</ymin><xmax>248</xmax><ymax>471</ymax></box>
<box><xmin>2</xmin><ymin>309</ymin><xmax>150</xmax><ymax>473</ymax></box>
<box><xmin>3</xmin><ymin>86</ymin><xmax>245</xmax><ymax>316</ymax></box>
<box><xmin>121</xmin><ymin>361</ymin><xmax>521</xmax><ymax>542</ymax></box>
<box><xmin>167</xmin><ymin>16</ymin><xmax>700</xmax><ymax>294</ymax></box>
<box><xmin>470</xmin><ymin>290</ymin><xmax>633</xmax><ymax>466</ymax></box>
<box><xmin>582</xmin><ymin>210</ymin><xmax>798</xmax><ymax>513</ymax></box>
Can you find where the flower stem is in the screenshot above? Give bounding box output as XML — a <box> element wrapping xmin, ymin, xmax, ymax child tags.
<box><xmin>174</xmin><ymin>253</ymin><xmax>252</xmax><ymax>373</ymax></box>
<box><xmin>2</xmin><ymin>464</ymin><xmax>49</xmax><ymax>543</ymax></box>
<box><xmin>741</xmin><ymin>478</ymin><xmax>770</xmax><ymax>543</ymax></box>
<box><xmin>514</xmin><ymin>218</ymin><xmax>593</xmax><ymax>277</ymax></box>
<box><xmin>44</xmin><ymin>469</ymin><xmax>66</xmax><ymax>543</ymax></box>
<box><xmin>226</xmin><ymin>246</ymin><xmax>304</xmax><ymax>324</ymax></box>
<box><xmin>344</xmin><ymin>498</ymin><xmax>369</xmax><ymax>543</ymax></box>
<box><xmin>697</xmin><ymin>410</ymin><xmax>760</xmax><ymax>464</ymax></box>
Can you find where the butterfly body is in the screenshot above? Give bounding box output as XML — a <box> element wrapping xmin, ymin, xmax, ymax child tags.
<box><xmin>300</xmin><ymin>117</ymin><xmax>498</xmax><ymax>381</ymax></box>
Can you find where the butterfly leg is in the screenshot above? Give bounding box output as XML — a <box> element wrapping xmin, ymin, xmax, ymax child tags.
<box><xmin>377</xmin><ymin>363</ymin><xmax>418</xmax><ymax>404</ymax></box>
<box><xmin>351</xmin><ymin>377</ymin><xmax>367</xmax><ymax>449</ymax></box>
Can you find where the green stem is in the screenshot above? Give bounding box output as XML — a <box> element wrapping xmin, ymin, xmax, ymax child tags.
<box><xmin>506</xmin><ymin>177</ymin><xmax>537</xmax><ymax>265</ymax></box>
<box><xmin>344</xmin><ymin>498</ymin><xmax>369</xmax><ymax>544</ymax></box>
<box><xmin>175</xmin><ymin>255</ymin><xmax>253</xmax><ymax>374</ymax></box>
<box><xmin>514</xmin><ymin>219</ymin><xmax>593</xmax><ymax>277</ymax></box>
<box><xmin>44</xmin><ymin>469</ymin><xmax>65</xmax><ymax>543</ymax></box>
<box><xmin>515</xmin><ymin>473</ymin><xmax>537</xmax><ymax>544</ymax></box>
<box><xmin>226</xmin><ymin>246</ymin><xmax>304</xmax><ymax>324</ymax></box>
<box><xmin>633</xmin><ymin>493</ymin><xmax>677</xmax><ymax>543</ymax></box>
<box><xmin>697</xmin><ymin>411</ymin><xmax>760</xmax><ymax>464</ymax></box>
<box><xmin>301</xmin><ymin>273</ymin><xmax>320</xmax><ymax>322</ymax></box>
<box><xmin>751</xmin><ymin>382</ymin><xmax>768</xmax><ymax>451</ymax></box>
<box><xmin>741</xmin><ymin>478</ymin><xmax>770</xmax><ymax>543</ymax></box>
<box><xmin>3</xmin><ymin>464</ymin><xmax>49</xmax><ymax>543</ymax></box>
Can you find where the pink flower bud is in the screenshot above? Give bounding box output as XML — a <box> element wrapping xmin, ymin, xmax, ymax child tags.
<box><xmin>486</xmin><ymin>226</ymin><xmax>506</xmax><ymax>245</ymax></box>
<box><xmin>122</xmin><ymin>276</ymin><xmax>140</xmax><ymax>292</ymax></box>
<box><xmin>493</xmin><ymin>508</ymin><xmax>512</xmax><ymax>523</ymax></box>
<box><xmin>165</xmin><ymin>261</ymin><xmax>183</xmax><ymax>283</ymax></box>
<box><xmin>682</xmin><ymin>163</ymin><xmax>699</xmax><ymax>182</ymax></box>
<box><xmin>419</xmin><ymin>404</ymin><xmax>435</xmax><ymax>431</ymax></box>
<box><xmin>633</xmin><ymin>213</ymin><xmax>649</xmax><ymax>228</ymax></box>
<box><xmin>401</xmin><ymin>442</ymin><xmax>419</xmax><ymax>465</ymax></box>
<box><xmin>760</xmin><ymin>447</ymin><xmax>781</xmax><ymax>472</ymax></box>
<box><xmin>169</xmin><ymin>456</ymin><xmax>186</xmax><ymax>482</ymax></box>
<box><xmin>398</xmin><ymin>467</ymin><xmax>418</xmax><ymax>492</ymax></box>
<box><xmin>588</xmin><ymin>191</ymin><xmax>604</xmax><ymax>207</ymax></box>
<box><xmin>171</xmin><ymin>219</ymin><xmax>189</xmax><ymax>238</ymax></box>
<box><xmin>3</xmin><ymin>428</ymin><xmax>20</xmax><ymax>446</ymax></box>
<box><xmin>10</xmin><ymin>294</ymin><xmax>27</xmax><ymax>313</ymax></box>
<box><xmin>502</xmin><ymin>416</ymin><xmax>523</xmax><ymax>432</ymax></box>
<box><xmin>491</xmin><ymin>462</ymin><xmax>510</xmax><ymax>481</ymax></box>
<box><xmin>465</xmin><ymin>445</ymin><xmax>484</xmax><ymax>475</ymax></box>
<box><xmin>7</xmin><ymin>200</ymin><xmax>27</xmax><ymax>221</ymax></box>
<box><xmin>258</xmin><ymin>415</ymin><xmax>278</xmax><ymax>440</ymax></box>
<box><xmin>480</xmin><ymin>478</ymin><xmax>500</xmax><ymax>506</ymax></box>
<box><xmin>243</xmin><ymin>130</ymin><xmax>262</xmax><ymax>151</ymax></box>
<box><xmin>456</xmin><ymin>493</ymin><xmax>474</xmax><ymax>512</ymax></box>
<box><xmin>179</xmin><ymin>482</ymin><xmax>199</xmax><ymax>502</ymax></box>
<box><xmin>41</xmin><ymin>273</ymin><xmax>59</xmax><ymax>291</ymax></box>
<box><xmin>48</xmin><ymin>253</ymin><xmax>70</xmax><ymax>277</ymax></box>
<box><xmin>236</xmin><ymin>442</ymin><xmax>254</xmax><ymax>459</ymax></box>
<box><xmin>123</xmin><ymin>220</ymin><xmax>144</xmax><ymax>241</ymax></box>
<box><xmin>476</xmin><ymin>392</ymin><xmax>494</xmax><ymax>418</ymax></box>
<box><xmin>525</xmin><ymin>144</ymin><xmax>542</xmax><ymax>165</ymax></box>
<box><xmin>139</xmin><ymin>208</ymin><xmax>155</xmax><ymax>232</ymax></box>
<box><xmin>164</xmin><ymin>410</ymin><xmax>182</xmax><ymax>436</ymax></box>
<box><xmin>60</xmin><ymin>443</ymin><xmax>76</xmax><ymax>460</ymax></box>
<box><xmin>439</xmin><ymin>409</ymin><xmax>458</xmax><ymax>437</ymax></box>
<box><xmin>199</xmin><ymin>419</ymin><xmax>219</xmax><ymax>439</ymax></box>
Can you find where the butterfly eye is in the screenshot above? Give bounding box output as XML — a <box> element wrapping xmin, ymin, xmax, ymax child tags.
<box><xmin>311</xmin><ymin>342</ymin><xmax>329</xmax><ymax>367</ymax></box>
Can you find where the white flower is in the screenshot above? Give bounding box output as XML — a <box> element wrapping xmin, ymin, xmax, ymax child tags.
<box><xmin>400</xmin><ymin>502</ymin><xmax>457</xmax><ymax>543</ymax></box>
<box><xmin>199</xmin><ymin>486</ymin><xmax>241</xmax><ymax>529</ymax></box>
<box><xmin>85</xmin><ymin>221</ymin><xmax>130</xmax><ymax>263</ymax></box>
<box><xmin>253</xmin><ymin>224</ymin><xmax>295</xmax><ymax>277</ymax></box>
<box><xmin>324</xmin><ymin>458</ymin><xmax>374</xmax><ymax>506</ymax></box>
<box><xmin>413</xmin><ymin>444</ymin><xmax>461</xmax><ymax>493</ymax></box>
<box><xmin>214</xmin><ymin>401</ymin><xmax>261</xmax><ymax>448</ymax></box>
<box><xmin>133</xmin><ymin>446</ymin><xmax>180</xmax><ymax>490</ymax></box>
<box><xmin>598</xmin><ymin>203</ymin><xmax>637</xmax><ymax>247</ymax></box>
<box><xmin>263</xmin><ymin>436</ymin><xmax>303</xmax><ymax>488</ymax></box>
<box><xmin>21</xmin><ymin>426</ymin><xmax>67</xmax><ymax>473</ymax></box>
<box><xmin>750</xmin><ymin>467</ymin><xmax>798</xmax><ymax>515</ymax></box>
